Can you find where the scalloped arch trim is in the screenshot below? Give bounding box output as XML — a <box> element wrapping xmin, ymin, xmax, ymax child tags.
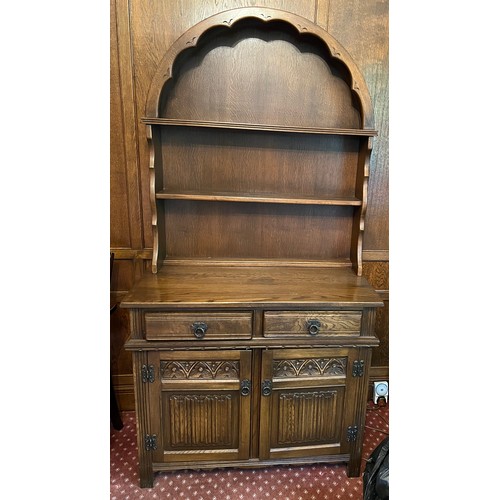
<box><xmin>145</xmin><ymin>7</ymin><xmax>374</xmax><ymax>128</ymax></box>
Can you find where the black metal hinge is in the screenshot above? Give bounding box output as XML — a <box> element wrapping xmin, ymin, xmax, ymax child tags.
<box><xmin>145</xmin><ymin>434</ymin><xmax>157</xmax><ymax>451</ymax></box>
<box><xmin>141</xmin><ymin>364</ymin><xmax>155</xmax><ymax>383</ymax></box>
<box><xmin>347</xmin><ymin>425</ymin><xmax>358</xmax><ymax>442</ymax></box>
<box><xmin>352</xmin><ymin>360</ymin><xmax>365</xmax><ymax>377</ymax></box>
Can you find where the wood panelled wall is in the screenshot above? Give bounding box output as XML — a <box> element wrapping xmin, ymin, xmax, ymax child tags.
<box><xmin>110</xmin><ymin>0</ymin><xmax>389</xmax><ymax>410</ymax></box>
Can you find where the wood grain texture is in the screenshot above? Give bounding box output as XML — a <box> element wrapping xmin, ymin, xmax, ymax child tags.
<box><xmin>144</xmin><ymin>311</ymin><xmax>252</xmax><ymax>340</ymax></box>
<box><xmin>165</xmin><ymin>393</ymin><xmax>236</xmax><ymax>447</ymax></box>
<box><xmin>160</xmin><ymin>360</ymin><xmax>240</xmax><ymax>380</ymax></box>
<box><xmin>121</xmin><ymin>264</ymin><xmax>383</xmax><ymax>309</ymax></box>
<box><xmin>274</xmin><ymin>389</ymin><xmax>341</xmax><ymax>445</ymax></box>
<box><xmin>157</xmin><ymin>191</ymin><xmax>362</xmax><ymax>206</ymax></box>
<box><xmin>112</xmin><ymin>4</ymin><xmax>388</xmax><ymax>485</ymax></box>
<box><xmin>351</xmin><ymin>137</ymin><xmax>372</xmax><ymax>275</ymax></box>
<box><xmin>132</xmin><ymin>350</ymin><xmax>154</xmax><ymax>487</ymax></box>
<box><xmin>113</xmin><ymin>0</ymin><xmax>388</xmax><ymax>256</ymax></box>
<box><xmin>151</xmin><ymin>349</ymin><xmax>252</xmax><ymax>463</ymax></box>
<box><xmin>143</xmin><ymin>118</ymin><xmax>376</xmax><ymax>136</ymax></box>
<box><xmin>112</xmin><ymin>374</ymin><xmax>135</xmax><ymax>411</ymax></box>
<box><xmin>145</xmin><ymin>7</ymin><xmax>374</xmax><ymax>128</ymax></box>
<box><xmin>371</xmin><ymin>299</ymin><xmax>389</xmax><ymax>367</ymax></box>
<box><xmin>362</xmin><ymin>250</ymin><xmax>389</xmax><ymax>262</ymax></box>
<box><xmin>111</xmin><ymin>1</ymin><xmax>150</xmax><ymax>405</ymax></box>
<box><xmin>111</xmin><ymin>0</ymin><xmax>144</xmax><ymax>250</ymax></box>
<box><xmin>159</xmin><ymin>127</ymin><xmax>361</xmax><ymax>200</ymax></box>
<box><xmin>346</xmin><ymin>346</ymin><xmax>371</xmax><ymax>477</ymax></box>
<box><xmin>110</xmin><ymin>298</ymin><xmax>133</xmax><ymax>375</ymax></box>
<box><xmin>144</xmin><ymin>7</ymin><xmax>376</xmax><ymax>273</ymax></box>
<box><xmin>163</xmin><ymin>201</ymin><xmax>355</xmax><ymax>262</ymax></box>
<box><xmin>273</xmin><ymin>357</ymin><xmax>347</xmax><ymax>378</ymax></box>
<box><xmin>148</xmin><ymin>124</ymin><xmax>165</xmax><ymax>272</ymax></box>
<box><xmin>110</xmin><ymin>0</ymin><xmax>132</xmax><ymax>248</ymax></box>
<box><xmin>263</xmin><ymin>311</ymin><xmax>362</xmax><ymax>337</ymax></box>
<box><xmin>362</xmin><ymin>261</ymin><xmax>388</xmax><ymax>372</ymax></box>
<box><xmin>325</xmin><ymin>0</ymin><xmax>388</xmax><ymax>250</ymax></box>
<box><xmin>157</xmin><ymin>29</ymin><xmax>362</xmax><ymax>128</ymax></box>
<box><xmin>261</xmin><ymin>347</ymin><xmax>354</xmax><ymax>461</ymax></box>
<box><xmin>362</xmin><ymin>261</ymin><xmax>389</xmax><ymax>291</ymax></box>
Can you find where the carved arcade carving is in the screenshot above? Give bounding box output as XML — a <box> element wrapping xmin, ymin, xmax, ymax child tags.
<box><xmin>273</xmin><ymin>358</ymin><xmax>347</xmax><ymax>378</ymax></box>
<box><xmin>160</xmin><ymin>360</ymin><xmax>240</xmax><ymax>380</ymax></box>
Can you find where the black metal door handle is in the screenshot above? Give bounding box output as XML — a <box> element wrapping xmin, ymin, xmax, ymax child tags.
<box><xmin>240</xmin><ymin>379</ymin><xmax>251</xmax><ymax>396</ymax></box>
<box><xmin>261</xmin><ymin>379</ymin><xmax>272</xmax><ymax>396</ymax></box>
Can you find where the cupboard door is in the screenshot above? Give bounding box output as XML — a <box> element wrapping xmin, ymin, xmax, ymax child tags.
<box><xmin>259</xmin><ymin>348</ymin><xmax>356</xmax><ymax>460</ymax></box>
<box><xmin>149</xmin><ymin>350</ymin><xmax>252</xmax><ymax>463</ymax></box>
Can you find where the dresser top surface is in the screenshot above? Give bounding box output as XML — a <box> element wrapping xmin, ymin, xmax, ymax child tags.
<box><xmin>120</xmin><ymin>264</ymin><xmax>383</xmax><ymax>309</ymax></box>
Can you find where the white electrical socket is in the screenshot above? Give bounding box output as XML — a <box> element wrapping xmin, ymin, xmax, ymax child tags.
<box><xmin>373</xmin><ymin>381</ymin><xmax>389</xmax><ymax>404</ymax></box>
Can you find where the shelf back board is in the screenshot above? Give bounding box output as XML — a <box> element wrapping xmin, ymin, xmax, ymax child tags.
<box><xmin>163</xmin><ymin>200</ymin><xmax>354</xmax><ymax>262</ymax></box>
<box><xmin>159</xmin><ymin>127</ymin><xmax>361</xmax><ymax>200</ymax></box>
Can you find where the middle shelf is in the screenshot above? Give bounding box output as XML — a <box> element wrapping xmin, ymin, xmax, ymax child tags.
<box><xmin>155</xmin><ymin>189</ymin><xmax>362</xmax><ymax>206</ymax></box>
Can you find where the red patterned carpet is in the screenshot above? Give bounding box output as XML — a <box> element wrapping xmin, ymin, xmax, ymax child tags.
<box><xmin>110</xmin><ymin>402</ymin><xmax>388</xmax><ymax>499</ymax></box>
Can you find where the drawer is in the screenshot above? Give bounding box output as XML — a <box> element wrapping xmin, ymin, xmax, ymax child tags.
<box><xmin>144</xmin><ymin>311</ymin><xmax>253</xmax><ymax>340</ymax></box>
<box><xmin>263</xmin><ymin>311</ymin><xmax>362</xmax><ymax>338</ymax></box>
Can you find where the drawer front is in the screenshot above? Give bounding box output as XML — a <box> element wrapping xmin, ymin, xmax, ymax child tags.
<box><xmin>144</xmin><ymin>311</ymin><xmax>253</xmax><ymax>340</ymax></box>
<box><xmin>263</xmin><ymin>311</ymin><xmax>361</xmax><ymax>338</ymax></box>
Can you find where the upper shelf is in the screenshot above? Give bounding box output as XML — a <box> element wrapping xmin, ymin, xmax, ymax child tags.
<box><xmin>141</xmin><ymin>118</ymin><xmax>377</xmax><ymax>137</ymax></box>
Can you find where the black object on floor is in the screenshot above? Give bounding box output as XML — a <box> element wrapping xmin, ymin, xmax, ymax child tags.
<box><xmin>363</xmin><ymin>436</ymin><xmax>389</xmax><ymax>500</ymax></box>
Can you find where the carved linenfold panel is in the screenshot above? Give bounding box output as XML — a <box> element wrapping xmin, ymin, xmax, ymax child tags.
<box><xmin>168</xmin><ymin>394</ymin><xmax>234</xmax><ymax>448</ymax></box>
<box><xmin>277</xmin><ymin>390</ymin><xmax>337</xmax><ymax>445</ymax></box>
<box><xmin>273</xmin><ymin>358</ymin><xmax>347</xmax><ymax>378</ymax></box>
<box><xmin>160</xmin><ymin>360</ymin><xmax>240</xmax><ymax>380</ymax></box>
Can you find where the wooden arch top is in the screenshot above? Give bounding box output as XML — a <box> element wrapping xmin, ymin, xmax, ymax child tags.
<box><xmin>145</xmin><ymin>7</ymin><xmax>374</xmax><ymax>129</ymax></box>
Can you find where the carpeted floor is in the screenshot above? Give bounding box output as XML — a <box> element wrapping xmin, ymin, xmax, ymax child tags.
<box><xmin>110</xmin><ymin>401</ymin><xmax>388</xmax><ymax>499</ymax></box>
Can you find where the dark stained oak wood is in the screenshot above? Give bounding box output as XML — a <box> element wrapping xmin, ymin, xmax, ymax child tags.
<box><xmin>162</xmin><ymin>202</ymin><xmax>355</xmax><ymax>262</ymax></box>
<box><xmin>145</xmin><ymin>7</ymin><xmax>375</xmax><ymax>128</ymax></box>
<box><xmin>148</xmin><ymin>350</ymin><xmax>252</xmax><ymax>464</ymax></box>
<box><xmin>144</xmin><ymin>311</ymin><xmax>253</xmax><ymax>340</ymax></box>
<box><xmin>158</xmin><ymin>126</ymin><xmax>362</xmax><ymax>204</ymax></box>
<box><xmin>326</xmin><ymin>0</ymin><xmax>389</xmax><ymax>251</ymax></box>
<box><xmin>120</xmin><ymin>3</ymin><xmax>385</xmax><ymax>487</ymax></box>
<box><xmin>110</xmin><ymin>0</ymin><xmax>389</xmax><ymax>410</ymax></box>
<box><xmin>110</xmin><ymin>0</ymin><xmax>388</xmax><ymax>416</ymax></box>
<box><xmin>121</xmin><ymin>265</ymin><xmax>383</xmax><ymax>309</ymax></box>
<box><xmin>263</xmin><ymin>310</ymin><xmax>362</xmax><ymax>337</ymax></box>
<box><xmin>259</xmin><ymin>348</ymin><xmax>358</xmax><ymax>461</ymax></box>
<box><xmin>150</xmin><ymin>454</ymin><xmax>352</xmax><ymax>472</ymax></box>
<box><xmin>144</xmin><ymin>8</ymin><xmax>377</xmax><ymax>274</ymax></box>
<box><xmin>156</xmin><ymin>190</ymin><xmax>362</xmax><ymax>206</ymax></box>
<box><xmin>142</xmin><ymin>118</ymin><xmax>377</xmax><ymax>136</ymax></box>
<box><xmin>124</xmin><ymin>337</ymin><xmax>380</xmax><ymax>351</ymax></box>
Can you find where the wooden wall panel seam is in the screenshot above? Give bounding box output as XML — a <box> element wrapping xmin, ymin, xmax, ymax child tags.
<box><xmin>114</xmin><ymin>0</ymin><xmax>144</xmax><ymax>251</ymax></box>
<box><xmin>112</xmin><ymin>0</ymin><xmax>133</xmax><ymax>250</ymax></box>
<box><xmin>315</xmin><ymin>0</ymin><xmax>330</xmax><ymax>32</ymax></box>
